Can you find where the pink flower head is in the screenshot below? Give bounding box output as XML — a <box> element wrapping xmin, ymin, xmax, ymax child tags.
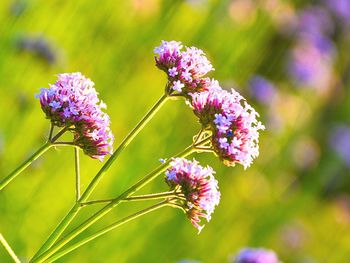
<box><xmin>154</xmin><ymin>40</ymin><xmax>214</xmax><ymax>96</ymax></box>
<box><xmin>233</xmin><ymin>248</ymin><xmax>280</xmax><ymax>263</ymax></box>
<box><xmin>165</xmin><ymin>158</ymin><xmax>220</xmax><ymax>233</ymax></box>
<box><xmin>36</xmin><ymin>72</ymin><xmax>114</xmax><ymax>160</ymax></box>
<box><xmin>191</xmin><ymin>88</ymin><xmax>264</xmax><ymax>169</ymax></box>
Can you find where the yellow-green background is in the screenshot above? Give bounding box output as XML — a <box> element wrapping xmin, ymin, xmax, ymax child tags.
<box><xmin>1</xmin><ymin>0</ymin><xmax>350</xmax><ymax>262</ymax></box>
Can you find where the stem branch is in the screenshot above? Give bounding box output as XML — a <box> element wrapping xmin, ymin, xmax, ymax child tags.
<box><xmin>80</xmin><ymin>191</ymin><xmax>181</xmax><ymax>207</ymax></box>
<box><xmin>75</xmin><ymin>147</ymin><xmax>80</xmax><ymax>201</ymax></box>
<box><xmin>32</xmin><ymin>144</ymin><xmax>194</xmax><ymax>263</ymax></box>
<box><xmin>46</xmin><ymin>201</ymin><xmax>169</xmax><ymax>263</ymax></box>
<box><xmin>48</xmin><ymin>123</ymin><xmax>54</xmax><ymax>141</ymax></box>
<box><xmin>0</xmin><ymin>234</ymin><xmax>21</xmax><ymax>263</ymax></box>
<box><xmin>50</xmin><ymin>127</ymin><xmax>69</xmax><ymax>143</ymax></box>
<box><xmin>31</xmin><ymin>93</ymin><xmax>169</xmax><ymax>260</ymax></box>
<box><xmin>0</xmin><ymin>126</ymin><xmax>69</xmax><ymax>192</ymax></box>
<box><xmin>0</xmin><ymin>142</ymin><xmax>52</xmax><ymax>191</ymax></box>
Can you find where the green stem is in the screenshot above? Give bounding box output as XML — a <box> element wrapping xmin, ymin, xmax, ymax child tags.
<box><xmin>167</xmin><ymin>202</ymin><xmax>187</xmax><ymax>213</ymax></box>
<box><xmin>50</xmin><ymin>127</ymin><xmax>69</xmax><ymax>143</ymax></box>
<box><xmin>0</xmin><ymin>126</ymin><xmax>69</xmax><ymax>192</ymax></box>
<box><xmin>80</xmin><ymin>191</ymin><xmax>181</xmax><ymax>207</ymax></box>
<box><xmin>32</xmin><ymin>144</ymin><xmax>195</xmax><ymax>263</ymax></box>
<box><xmin>194</xmin><ymin>147</ymin><xmax>213</xmax><ymax>153</ymax></box>
<box><xmin>46</xmin><ymin>201</ymin><xmax>169</xmax><ymax>263</ymax></box>
<box><xmin>0</xmin><ymin>234</ymin><xmax>21</xmax><ymax>263</ymax></box>
<box><xmin>48</xmin><ymin>123</ymin><xmax>54</xmax><ymax>141</ymax></box>
<box><xmin>74</xmin><ymin>148</ymin><xmax>80</xmax><ymax>201</ymax></box>
<box><xmin>0</xmin><ymin>142</ymin><xmax>52</xmax><ymax>191</ymax></box>
<box><xmin>31</xmin><ymin>93</ymin><xmax>169</xmax><ymax>260</ymax></box>
<box><xmin>53</xmin><ymin>142</ymin><xmax>77</xmax><ymax>147</ymax></box>
<box><xmin>81</xmin><ymin>93</ymin><xmax>169</xmax><ymax>200</ymax></box>
<box><xmin>193</xmin><ymin>127</ymin><xmax>204</xmax><ymax>145</ymax></box>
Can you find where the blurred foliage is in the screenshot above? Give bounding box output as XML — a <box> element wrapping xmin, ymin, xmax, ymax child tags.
<box><xmin>1</xmin><ymin>0</ymin><xmax>350</xmax><ymax>262</ymax></box>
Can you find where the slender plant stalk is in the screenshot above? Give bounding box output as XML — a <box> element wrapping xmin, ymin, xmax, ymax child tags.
<box><xmin>31</xmin><ymin>93</ymin><xmax>169</xmax><ymax>260</ymax></box>
<box><xmin>34</xmin><ymin>136</ymin><xmax>210</xmax><ymax>262</ymax></box>
<box><xmin>193</xmin><ymin>127</ymin><xmax>204</xmax><ymax>145</ymax></box>
<box><xmin>193</xmin><ymin>147</ymin><xmax>213</xmax><ymax>153</ymax></box>
<box><xmin>46</xmin><ymin>201</ymin><xmax>169</xmax><ymax>263</ymax></box>
<box><xmin>74</xmin><ymin>148</ymin><xmax>81</xmax><ymax>201</ymax></box>
<box><xmin>48</xmin><ymin>123</ymin><xmax>54</xmax><ymax>141</ymax></box>
<box><xmin>0</xmin><ymin>234</ymin><xmax>21</xmax><ymax>263</ymax></box>
<box><xmin>50</xmin><ymin>127</ymin><xmax>70</xmax><ymax>143</ymax></box>
<box><xmin>80</xmin><ymin>191</ymin><xmax>181</xmax><ymax>207</ymax></box>
<box><xmin>32</xmin><ymin>144</ymin><xmax>195</xmax><ymax>263</ymax></box>
<box><xmin>53</xmin><ymin>142</ymin><xmax>76</xmax><ymax>146</ymax></box>
<box><xmin>0</xmin><ymin>142</ymin><xmax>51</xmax><ymax>191</ymax></box>
<box><xmin>0</xmin><ymin>127</ymin><xmax>69</xmax><ymax>192</ymax></box>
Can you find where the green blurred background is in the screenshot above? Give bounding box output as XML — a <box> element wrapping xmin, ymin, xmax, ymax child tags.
<box><xmin>1</xmin><ymin>0</ymin><xmax>350</xmax><ymax>262</ymax></box>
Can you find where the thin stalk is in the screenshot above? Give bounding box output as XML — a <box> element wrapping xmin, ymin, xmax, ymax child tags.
<box><xmin>80</xmin><ymin>191</ymin><xmax>181</xmax><ymax>207</ymax></box>
<box><xmin>46</xmin><ymin>201</ymin><xmax>169</xmax><ymax>263</ymax></box>
<box><xmin>0</xmin><ymin>234</ymin><xmax>21</xmax><ymax>263</ymax></box>
<box><xmin>193</xmin><ymin>127</ymin><xmax>204</xmax><ymax>145</ymax></box>
<box><xmin>0</xmin><ymin>141</ymin><xmax>52</xmax><ymax>191</ymax></box>
<box><xmin>50</xmin><ymin>127</ymin><xmax>69</xmax><ymax>143</ymax></box>
<box><xmin>31</xmin><ymin>93</ymin><xmax>169</xmax><ymax>260</ymax></box>
<box><xmin>32</xmin><ymin>144</ymin><xmax>195</xmax><ymax>263</ymax></box>
<box><xmin>167</xmin><ymin>202</ymin><xmax>187</xmax><ymax>213</ymax></box>
<box><xmin>0</xmin><ymin>126</ymin><xmax>69</xmax><ymax>192</ymax></box>
<box><xmin>194</xmin><ymin>147</ymin><xmax>213</xmax><ymax>153</ymax></box>
<box><xmin>53</xmin><ymin>142</ymin><xmax>77</xmax><ymax>147</ymax></box>
<box><xmin>74</xmin><ymin>148</ymin><xmax>80</xmax><ymax>201</ymax></box>
<box><xmin>196</xmin><ymin>136</ymin><xmax>211</xmax><ymax>147</ymax></box>
<box><xmin>48</xmin><ymin>123</ymin><xmax>54</xmax><ymax>141</ymax></box>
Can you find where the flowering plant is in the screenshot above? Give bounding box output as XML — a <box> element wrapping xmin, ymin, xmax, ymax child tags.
<box><xmin>0</xmin><ymin>41</ymin><xmax>264</xmax><ymax>262</ymax></box>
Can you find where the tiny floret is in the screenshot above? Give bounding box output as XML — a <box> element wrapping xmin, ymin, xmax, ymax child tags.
<box><xmin>154</xmin><ymin>40</ymin><xmax>214</xmax><ymax>96</ymax></box>
<box><xmin>165</xmin><ymin>158</ymin><xmax>220</xmax><ymax>233</ymax></box>
<box><xmin>191</xmin><ymin>87</ymin><xmax>264</xmax><ymax>169</ymax></box>
<box><xmin>37</xmin><ymin>72</ymin><xmax>114</xmax><ymax>160</ymax></box>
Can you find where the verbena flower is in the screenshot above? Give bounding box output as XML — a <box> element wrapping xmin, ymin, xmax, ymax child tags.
<box><xmin>154</xmin><ymin>40</ymin><xmax>214</xmax><ymax>96</ymax></box>
<box><xmin>233</xmin><ymin>248</ymin><xmax>280</xmax><ymax>263</ymax></box>
<box><xmin>165</xmin><ymin>158</ymin><xmax>220</xmax><ymax>233</ymax></box>
<box><xmin>191</xmin><ymin>88</ymin><xmax>264</xmax><ymax>169</ymax></box>
<box><xmin>37</xmin><ymin>72</ymin><xmax>114</xmax><ymax>160</ymax></box>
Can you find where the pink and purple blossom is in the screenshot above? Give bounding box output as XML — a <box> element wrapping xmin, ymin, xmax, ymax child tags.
<box><xmin>154</xmin><ymin>40</ymin><xmax>214</xmax><ymax>96</ymax></box>
<box><xmin>165</xmin><ymin>158</ymin><xmax>220</xmax><ymax>233</ymax></box>
<box><xmin>191</xmin><ymin>88</ymin><xmax>264</xmax><ymax>169</ymax></box>
<box><xmin>233</xmin><ymin>248</ymin><xmax>280</xmax><ymax>263</ymax></box>
<box><xmin>36</xmin><ymin>72</ymin><xmax>114</xmax><ymax>160</ymax></box>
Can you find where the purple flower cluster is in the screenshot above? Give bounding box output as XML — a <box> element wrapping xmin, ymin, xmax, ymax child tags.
<box><xmin>154</xmin><ymin>41</ymin><xmax>264</xmax><ymax>168</ymax></box>
<box><xmin>287</xmin><ymin>6</ymin><xmax>335</xmax><ymax>91</ymax></box>
<box><xmin>37</xmin><ymin>72</ymin><xmax>114</xmax><ymax>160</ymax></box>
<box><xmin>154</xmin><ymin>41</ymin><xmax>264</xmax><ymax>233</ymax></box>
<box><xmin>165</xmin><ymin>158</ymin><xmax>220</xmax><ymax>233</ymax></box>
<box><xmin>154</xmin><ymin>40</ymin><xmax>214</xmax><ymax>96</ymax></box>
<box><xmin>191</xmin><ymin>87</ymin><xmax>264</xmax><ymax>169</ymax></box>
<box><xmin>233</xmin><ymin>248</ymin><xmax>280</xmax><ymax>263</ymax></box>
